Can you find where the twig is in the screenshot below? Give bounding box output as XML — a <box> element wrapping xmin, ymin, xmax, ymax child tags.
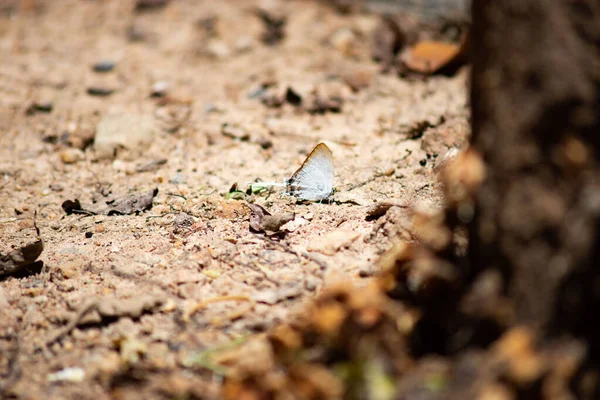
<box><xmin>274</xmin><ymin>131</ymin><xmax>356</xmax><ymax>147</ymax></box>
<box><xmin>220</xmin><ymin>255</ymin><xmax>279</xmax><ymax>286</ymax></box>
<box><xmin>416</xmin><ymin>183</ymin><xmax>430</xmax><ymax>193</ymax></box>
<box><xmin>166</xmin><ymin>192</ymin><xmax>187</xmax><ymax>200</ymax></box>
<box><xmin>183</xmin><ymin>295</ymin><xmax>255</xmax><ymax>325</ymax></box>
<box><xmin>344</xmin><ymin>170</ymin><xmax>392</xmax><ymax>192</ymax></box>
<box><xmin>73</xmin><ymin>208</ymin><xmax>98</xmax><ymax>218</ymax></box>
<box><xmin>146</xmin><ymin>211</ymin><xmax>179</xmax><ymax>221</ymax></box>
<box><xmin>393</xmin><ymin>149</ymin><xmax>413</xmax><ymax>164</ymax></box>
<box><xmin>247</xmin><ymin>259</ymin><xmax>279</xmax><ymax>286</ymax></box>
<box><xmin>33</xmin><ymin>209</ymin><xmax>40</xmax><ymax>237</ymax></box>
<box><xmin>198</xmin><ymin>189</ymin><xmax>217</xmax><ymax>196</ymax></box>
<box><xmin>46</xmin><ymin>300</ymin><xmax>98</xmax><ymax>347</ymax></box>
<box><xmin>344</xmin><ymin>177</ymin><xmax>376</xmax><ymax>192</ymax></box>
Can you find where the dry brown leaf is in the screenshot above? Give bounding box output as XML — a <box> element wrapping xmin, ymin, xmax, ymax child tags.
<box><xmin>61</xmin><ymin>188</ymin><xmax>159</xmax><ymax>216</ymax></box>
<box><xmin>400</xmin><ymin>40</ymin><xmax>461</xmax><ymax>74</ymax></box>
<box><xmin>365</xmin><ymin>200</ymin><xmax>407</xmax><ymax>220</ymax></box>
<box><xmin>0</xmin><ymin>238</ymin><xmax>43</xmax><ymax>277</ymax></box>
<box><xmin>246</xmin><ymin>203</ymin><xmax>295</xmax><ymax>234</ymax></box>
<box><xmin>0</xmin><ymin>218</ymin><xmax>43</xmax><ymax>278</ymax></box>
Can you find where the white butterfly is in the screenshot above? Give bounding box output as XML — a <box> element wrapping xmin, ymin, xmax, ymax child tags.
<box><xmin>250</xmin><ymin>143</ymin><xmax>335</xmax><ymax>201</ymax></box>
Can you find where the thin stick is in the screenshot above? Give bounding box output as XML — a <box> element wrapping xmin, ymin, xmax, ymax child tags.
<box><xmin>220</xmin><ymin>256</ymin><xmax>279</xmax><ymax>286</ymax></box>
<box><xmin>46</xmin><ymin>300</ymin><xmax>98</xmax><ymax>347</ymax></box>
<box><xmin>344</xmin><ymin>169</ymin><xmax>395</xmax><ymax>192</ymax></box>
<box><xmin>250</xmin><ymin>260</ymin><xmax>280</xmax><ymax>286</ymax></box>
<box><xmin>274</xmin><ymin>131</ymin><xmax>356</xmax><ymax>147</ymax></box>
<box><xmin>183</xmin><ymin>295</ymin><xmax>255</xmax><ymax>324</ymax></box>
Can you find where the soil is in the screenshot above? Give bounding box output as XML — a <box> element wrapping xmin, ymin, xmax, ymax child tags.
<box><xmin>0</xmin><ymin>1</ymin><xmax>469</xmax><ymax>398</ymax></box>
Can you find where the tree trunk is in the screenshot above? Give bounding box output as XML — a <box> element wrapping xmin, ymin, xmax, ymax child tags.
<box><xmin>470</xmin><ymin>0</ymin><xmax>600</xmax><ymax>366</ymax></box>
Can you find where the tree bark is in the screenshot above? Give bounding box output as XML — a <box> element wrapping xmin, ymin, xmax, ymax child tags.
<box><xmin>470</xmin><ymin>0</ymin><xmax>600</xmax><ymax>358</ymax></box>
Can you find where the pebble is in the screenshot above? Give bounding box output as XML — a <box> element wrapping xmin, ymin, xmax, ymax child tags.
<box><xmin>57</xmin><ymin>261</ymin><xmax>80</xmax><ymax>279</ymax></box>
<box><xmin>342</xmin><ymin>67</ymin><xmax>374</xmax><ymax>92</ymax></box>
<box><xmin>94</xmin><ymin>112</ymin><xmax>157</xmax><ymax>159</ymax></box>
<box><xmin>203</xmin><ymin>269</ymin><xmax>221</xmax><ymax>279</ymax></box>
<box><xmin>111</xmin><ymin>159</ymin><xmax>135</xmax><ymax>174</ymax></box>
<box><xmin>305</xmin><ymin>278</ymin><xmax>317</xmax><ymax>291</ymax></box>
<box><xmin>47</xmin><ymin>367</ymin><xmax>85</xmax><ymax>383</ymax></box>
<box><xmin>256</xmin><ymin>137</ymin><xmax>273</xmax><ymax>150</ymax></box>
<box><xmin>87</xmin><ymin>86</ymin><xmax>115</xmax><ymax>96</ymax></box>
<box><xmin>60</xmin><ymin>148</ymin><xmax>84</xmax><ymax>164</ymax></box>
<box><xmin>161</xmin><ymin>298</ymin><xmax>177</xmax><ymax>313</ymax></box>
<box><xmin>26</xmin><ymin>101</ymin><xmax>53</xmax><ymax>114</ymax></box>
<box><xmin>92</xmin><ymin>61</ymin><xmax>116</xmax><ymax>73</ymax></box>
<box><xmin>206</xmin><ymin>40</ymin><xmax>231</xmax><ymax>59</ymax></box>
<box><xmin>221</xmin><ymin>123</ymin><xmax>250</xmax><ymax>141</ymax></box>
<box><xmin>151</xmin><ymin>80</ymin><xmax>169</xmax><ymax>97</ymax></box>
<box><xmin>169</xmin><ymin>173</ymin><xmax>187</xmax><ymax>184</ymax></box>
<box><xmin>247</xmin><ymin>86</ymin><xmax>268</xmax><ymax>99</ymax></box>
<box><xmin>23</xmin><ymin>287</ymin><xmax>43</xmax><ymax>297</ymax></box>
<box><xmin>127</xmin><ymin>23</ymin><xmax>147</xmax><ymax>41</ymax></box>
<box><xmin>203</xmin><ymin>103</ymin><xmax>219</xmax><ymax>113</ymax></box>
<box><xmin>67</xmin><ymin>127</ymin><xmax>95</xmax><ymax>150</ymax></box>
<box><xmin>253</xmin><ymin>286</ymin><xmax>303</xmax><ymax>305</ymax></box>
<box><xmin>135</xmin><ymin>0</ymin><xmax>170</xmax><ymax>11</ymax></box>
<box><xmin>330</xmin><ymin>28</ymin><xmax>356</xmax><ymax>56</ymax></box>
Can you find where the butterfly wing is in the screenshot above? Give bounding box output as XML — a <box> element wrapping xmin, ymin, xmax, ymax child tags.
<box><xmin>287</xmin><ymin>143</ymin><xmax>334</xmax><ymax>201</ymax></box>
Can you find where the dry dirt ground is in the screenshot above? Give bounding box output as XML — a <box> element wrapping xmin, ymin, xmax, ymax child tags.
<box><xmin>0</xmin><ymin>1</ymin><xmax>468</xmax><ymax>398</ymax></box>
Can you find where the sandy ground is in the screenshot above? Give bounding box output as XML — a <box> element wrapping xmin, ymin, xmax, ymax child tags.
<box><xmin>0</xmin><ymin>0</ymin><xmax>468</xmax><ymax>398</ymax></box>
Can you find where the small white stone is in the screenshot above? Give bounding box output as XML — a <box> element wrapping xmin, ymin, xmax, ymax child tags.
<box><xmin>47</xmin><ymin>367</ymin><xmax>85</xmax><ymax>383</ymax></box>
<box><xmin>151</xmin><ymin>80</ymin><xmax>169</xmax><ymax>97</ymax></box>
